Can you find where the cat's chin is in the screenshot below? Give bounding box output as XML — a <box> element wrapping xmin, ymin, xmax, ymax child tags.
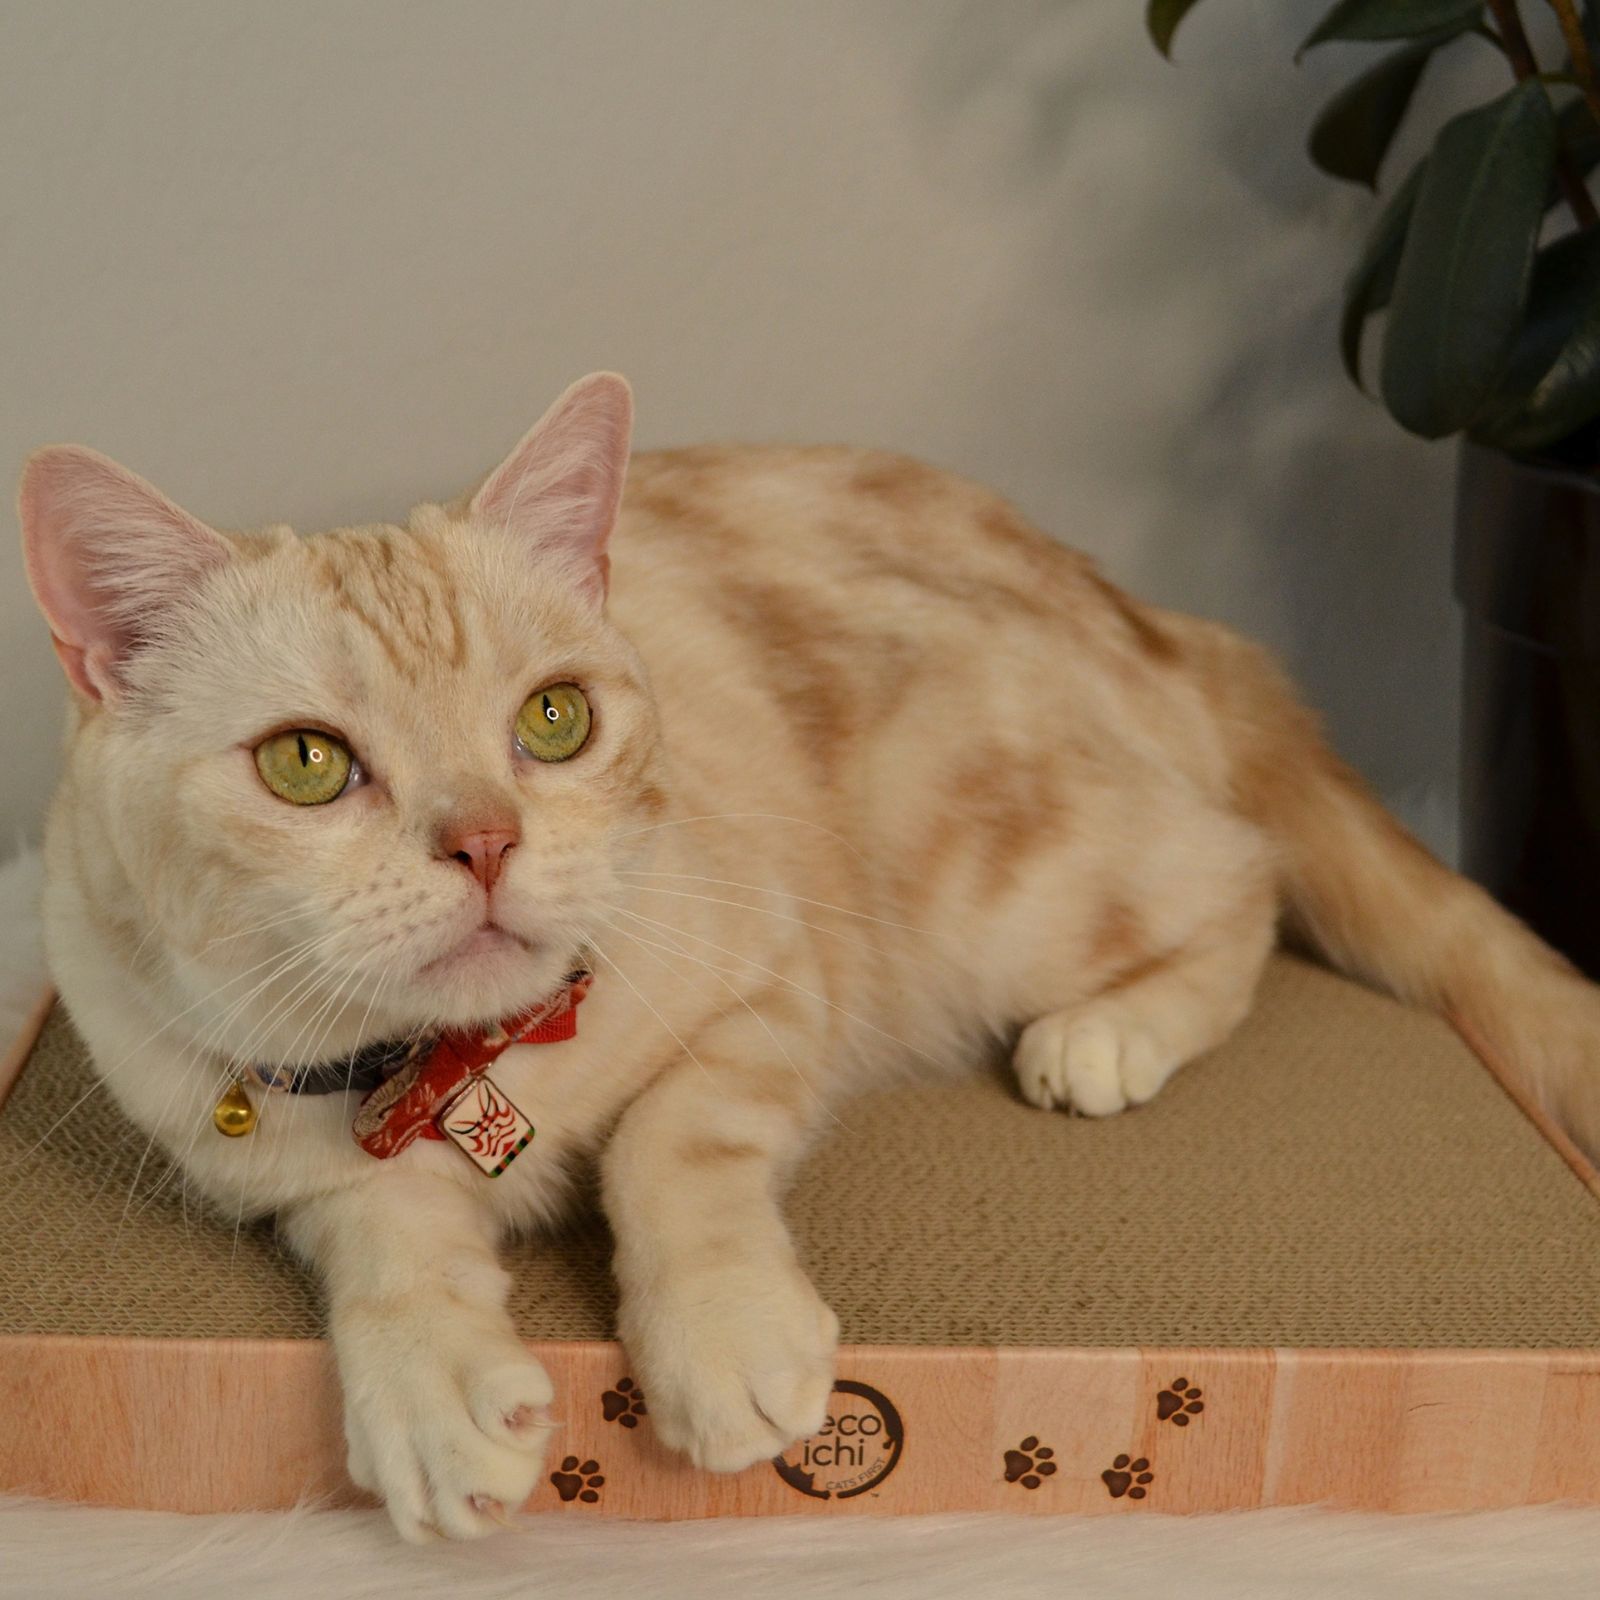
<box><xmin>415</xmin><ymin>925</ymin><xmax>575</xmax><ymax>1028</ymax></box>
<box><xmin>421</xmin><ymin>924</ymin><xmax>530</xmax><ymax>975</ymax></box>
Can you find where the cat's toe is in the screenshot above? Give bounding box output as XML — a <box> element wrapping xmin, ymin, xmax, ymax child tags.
<box><xmin>423</xmin><ymin>1443</ymin><xmax>545</xmax><ymax>1540</ymax></box>
<box><xmin>695</xmin><ymin>1349</ymin><xmax>835</xmax><ymax>1473</ymax></box>
<box><xmin>1116</xmin><ymin>1029</ymin><xmax>1175</xmax><ymax>1106</ymax></box>
<box><xmin>363</xmin><ymin>1446</ymin><xmax>438</xmax><ymax>1544</ymax></box>
<box><xmin>1059</xmin><ymin>1016</ymin><xmax>1129</xmax><ymax>1115</ymax></box>
<box><xmin>465</xmin><ymin>1357</ymin><xmax>558</xmax><ymax>1449</ymax></box>
<box><xmin>380</xmin><ymin>1406</ymin><xmax>548</xmax><ymax>1540</ymax></box>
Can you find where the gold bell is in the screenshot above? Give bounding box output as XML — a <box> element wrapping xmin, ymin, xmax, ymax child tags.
<box><xmin>213</xmin><ymin>1078</ymin><xmax>258</xmax><ymax>1138</ymax></box>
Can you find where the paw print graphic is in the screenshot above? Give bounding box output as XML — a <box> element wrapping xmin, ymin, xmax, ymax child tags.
<box><xmin>1156</xmin><ymin>1376</ymin><xmax>1204</xmax><ymax>1426</ymax></box>
<box><xmin>601</xmin><ymin>1376</ymin><xmax>647</xmax><ymax>1428</ymax></box>
<box><xmin>1101</xmin><ymin>1455</ymin><xmax>1153</xmax><ymax>1500</ymax></box>
<box><xmin>550</xmin><ymin>1456</ymin><xmax>605</xmax><ymax>1504</ymax></box>
<box><xmin>1003</xmin><ymin>1436</ymin><xmax>1058</xmax><ymax>1489</ymax></box>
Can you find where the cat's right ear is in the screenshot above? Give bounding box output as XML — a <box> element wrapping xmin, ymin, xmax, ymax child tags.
<box><xmin>18</xmin><ymin>446</ymin><xmax>233</xmax><ymax>703</ymax></box>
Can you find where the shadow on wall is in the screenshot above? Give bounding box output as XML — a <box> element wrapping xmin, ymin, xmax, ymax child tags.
<box><xmin>875</xmin><ymin>0</ymin><xmax>1477</xmax><ymax>857</ymax></box>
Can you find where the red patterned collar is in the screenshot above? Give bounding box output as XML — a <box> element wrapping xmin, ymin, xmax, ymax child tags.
<box><xmin>250</xmin><ymin>967</ymin><xmax>592</xmax><ymax>1178</ymax></box>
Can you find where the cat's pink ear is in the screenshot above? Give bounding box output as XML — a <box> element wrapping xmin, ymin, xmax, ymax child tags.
<box><xmin>18</xmin><ymin>446</ymin><xmax>233</xmax><ymax>702</ymax></box>
<box><xmin>469</xmin><ymin>372</ymin><xmax>633</xmax><ymax>603</ymax></box>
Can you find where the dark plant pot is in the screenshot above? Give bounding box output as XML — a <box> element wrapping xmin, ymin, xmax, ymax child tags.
<box><xmin>1455</xmin><ymin>442</ymin><xmax>1600</xmax><ymax>978</ymax></box>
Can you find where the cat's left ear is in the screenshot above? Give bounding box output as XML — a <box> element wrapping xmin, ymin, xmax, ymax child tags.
<box><xmin>469</xmin><ymin>372</ymin><xmax>633</xmax><ymax>604</ymax></box>
<box><xmin>19</xmin><ymin>446</ymin><xmax>233</xmax><ymax>703</ymax></box>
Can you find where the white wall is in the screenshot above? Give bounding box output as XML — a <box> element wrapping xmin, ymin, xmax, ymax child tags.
<box><xmin>1</xmin><ymin>0</ymin><xmax>1477</xmax><ymax>853</ymax></box>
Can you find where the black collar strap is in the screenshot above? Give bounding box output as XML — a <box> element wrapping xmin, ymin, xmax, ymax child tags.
<box><xmin>247</xmin><ymin>1034</ymin><xmax>428</xmax><ymax>1097</ymax></box>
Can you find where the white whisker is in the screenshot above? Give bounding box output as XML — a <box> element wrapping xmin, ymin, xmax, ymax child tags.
<box><xmin>117</xmin><ymin>943</ymin><xmax>351</xmax><ymax>1233</ymax></box>
<box><xmin>606</xmin><ymin>902</ymin><xmax>950</xmax><ymax>1074</ymax></box>
<box><xmin>595</xmin><ymin>913</ymin><xmax>845</xmax><ymax>1130</ymax></box>
<box><xmin>199</xmin><ymin>905</ymin><xmax>317</xmax><ymax>950</ymax></box>
<box><xmin>586</xmin><ymin>940</ymin><xmax>721</xmax><ymax>1092</ymax></box>
<box><xmin>227</xmin><ymin>956</ymin><xmax>372</xmax><ymax>1262</ymax></box>
<box><xmin>616</xmin><ymin>881</ymin><xmax>934</xmax><ymax>966</ymax></box>
<box><xmin>17</xmin><ymin>925</ymin><xmax>348</xmax><ymax>1169</ymax></box>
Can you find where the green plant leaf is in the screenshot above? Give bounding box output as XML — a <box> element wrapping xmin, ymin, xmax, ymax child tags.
<box><xmin>1378</xmin><ymin>81</ymin><xmax>1559</xmax><ymax>438</ymax></box>
<box><xmin>1147</xmin><ymin>0</ymin><xmax>1203</xmax><ymax>57</ymax></box>
<box><xmin>1300</xmin><ymin>0</ymin><xmax>1483</xmax><ymax>53</ymax></box>
<box><xmin>1309</xmin><ymin>30</ymin><xmax>1467</xmax><ymax>187</ymax></box>
<box><xmin>1537</xmin><ymin>98</ymin><xmax>1600</xmax><ymax>207</ymax></box>
<box><xmin>1474</xmin><ymin>229</ymin><xmax>1600</xmax><ymax>451</ymax></box>
<box><xmin>1340</xmin><ymin>158</ymin><xmax>1426</xmax><ymax>385</ymax></box>
<box><xmin>1488</xmin><ymin>229</ymin><xmax>1600</xmax><ymax>394</ymax></box>
<box><xmin>1558</xmin><ymin>94</ymin><xmax>1600</xmax><ymax>177</ymax></box>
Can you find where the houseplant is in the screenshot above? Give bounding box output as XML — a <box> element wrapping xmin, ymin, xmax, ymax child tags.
<box><xmin>1151</xmin><ymin>0</ymin><xmax>1600</xmax><ymax>973</ymax></box>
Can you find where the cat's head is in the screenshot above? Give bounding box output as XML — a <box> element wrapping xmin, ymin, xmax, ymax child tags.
<box><xmin>21</xmin><ymin>373</ymin><xmax>666</xmax><ymax>1062</ymax></box>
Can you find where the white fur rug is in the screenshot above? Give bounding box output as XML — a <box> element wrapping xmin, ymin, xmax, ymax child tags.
<box><xmin>7</xmin><ymin>1499</ymin><xmax>1600</xmax><ymax>1600</ymax></box>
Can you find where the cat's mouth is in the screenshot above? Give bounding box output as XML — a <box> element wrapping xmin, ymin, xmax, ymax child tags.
<box><xmin>420</xmin><ymin>920</ymin><xmax>532</xmax><ymax>977</ymax></box>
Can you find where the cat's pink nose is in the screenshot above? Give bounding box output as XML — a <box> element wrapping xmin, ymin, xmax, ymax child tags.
<box><xmin>438</xmin><ymin>825</ymin><xmax>519</xmax><ymax>893</ymax></box>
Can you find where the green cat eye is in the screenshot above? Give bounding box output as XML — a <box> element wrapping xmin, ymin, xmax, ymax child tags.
<box><xmin>255</xmin><ymin>729</ymin><xmax>353</xmax><ymax>805</ymax></box>
<box><xmin>516</xmin><ymin>683</ymin><xmax>591</xmax><ymax>762</ymax></box>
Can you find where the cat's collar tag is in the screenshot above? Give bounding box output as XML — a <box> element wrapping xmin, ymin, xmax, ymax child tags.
<box><xmin>348</xmin><ymin>970</ymin><xmax>592</xmax><ymax>1176</ymax></box>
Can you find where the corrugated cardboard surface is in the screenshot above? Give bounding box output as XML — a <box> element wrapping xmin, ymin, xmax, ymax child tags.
<box><xmin>3</xmin><ymin>958</ymin><xmax>1597</xmax><ymax>1346</ymax></box>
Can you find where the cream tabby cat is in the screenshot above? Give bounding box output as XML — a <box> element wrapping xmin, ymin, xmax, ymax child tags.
<box><xmin>21</xmin><ymin>373</ymin><xmax>1600</xmax><ymax>1539</ymax></box>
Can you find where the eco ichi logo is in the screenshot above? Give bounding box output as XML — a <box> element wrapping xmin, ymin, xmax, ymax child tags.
<box><xmin>771</xmin><ymin>1379</ymin><xmax>904</xmax><ymax>1500</ymax></box>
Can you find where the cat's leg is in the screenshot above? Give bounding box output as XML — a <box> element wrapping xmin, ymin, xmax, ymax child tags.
<box><xmin>1013</xmin><ymin>875</ymin><xmax>1276</xmax><ymax>1117</ymax></box>
<box><xmin>282</xmin><ymin>1172</ymin><xmax>554</xmax><ymax>1542</ymax></box>
<box><xmin>601</xmin><ymin>1004</ymin><xmax>837</xmax><ymax>1473</ymax></box>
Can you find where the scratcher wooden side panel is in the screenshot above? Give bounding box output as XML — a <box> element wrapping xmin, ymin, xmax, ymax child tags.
<box><xmin>4</xmin><ymin>1338</ymin><xmax>1600</xmax><ymax>1516</ymax></box>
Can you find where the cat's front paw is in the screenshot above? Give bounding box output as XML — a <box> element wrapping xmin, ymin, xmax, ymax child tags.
<box><xmin>337</xmin><ymin>1306</ymin><xmax>556</xmax><ymax>1541</ymax></box>
<box><xmin>623</xmin><ymin>1262</ymin><xmax>838</xmax><ymax>1473</ymax></box>
<box><xmin>1013</xmin><ymin>1005</ymin><xmax>1182</xmax><ymax>1116</ymax></box>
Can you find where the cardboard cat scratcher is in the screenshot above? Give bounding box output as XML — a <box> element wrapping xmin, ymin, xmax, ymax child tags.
<box><xmin>3</xmin><ymin>955</ymin><xmax>1600</xmax><ymax>1519</ymax></box>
